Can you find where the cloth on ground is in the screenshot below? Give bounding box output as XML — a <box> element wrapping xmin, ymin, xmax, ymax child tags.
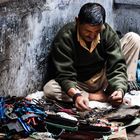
<box><xmin>124</xmin><ymin>90</ymin><xmax>140</xmax><ymax>106</ymax></box>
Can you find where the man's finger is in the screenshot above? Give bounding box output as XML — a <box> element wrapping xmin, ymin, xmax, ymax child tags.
<box><xmin>110</xmin><ymin>96</ymin><xmax>122</xmax><ymax>101</ymax></box>
<box><xmin>75</xmin><ymin>103</ymin><xmax>83</xmax><ymax>111</ymax></box>
<box><xmin>77</xmin><ymin>100</ymin><xmax>90</xmax><ymax>111</ymax></box>
<box><xmin>110</xmin><ymin>91</ymin><xmax>118</xmax><ymax>97</ymax></box>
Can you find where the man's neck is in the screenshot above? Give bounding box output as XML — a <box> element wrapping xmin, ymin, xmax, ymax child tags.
<box><xmin>85</xmin><ymin>41</ymin><xmax>91</xmax><ymax>49</ymax></box>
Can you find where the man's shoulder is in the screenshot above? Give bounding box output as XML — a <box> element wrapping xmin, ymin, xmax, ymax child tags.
<box><xmin>59</xmin><ymin>22</ymin><xmax>76</xmax><ymax>34</ymax></box>
<box><xmin>103</xmin><ymin>23</ymin><xmax>114</xmax><ymax>33</ymax></box>
<box><xmin>63</xmin><ymin>22</ymin><xmax>76</xmax><ymax>29</ymax></box>
<box><xmin>101</xmin><ymin>23</ymin><xmax>118</xmax><ymax>39</ymax></box>
<box><xmin>54</xmin><ymin>22</ymin><xmax>76</xmax><ymax>41</ymax></box>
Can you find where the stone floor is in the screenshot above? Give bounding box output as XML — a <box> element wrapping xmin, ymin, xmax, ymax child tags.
<box><xmin>1</xmin><ymin>124</ymin><xmax>140</xmax><ymax>140</ymax></box>
<box><xmin>5</xmin><ymin>126</ymin><xmax>140</xmax><ymax>140</ymax></box>
<box><xmin>128</xmin><ymin>125</ymin><xmax>140</xmax><ymax>140</ymax></box>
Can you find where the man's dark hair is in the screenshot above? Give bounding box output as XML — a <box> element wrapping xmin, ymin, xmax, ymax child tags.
<box><xmin>78</xmin><ymin>3</ymin><xmax>106</xmax><ymax>25</ymax></box>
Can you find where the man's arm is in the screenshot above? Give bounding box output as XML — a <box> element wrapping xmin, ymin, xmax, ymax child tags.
<box><xmin>102</xmin><ymin>24</ymin><xmax>128</xmax><ymax>105</ymax></box>
<box><xmin>51</xmin><ymin>23</ymin><xmax>90</xmax><ymax>110</ymax></box>
<box><xmin>103</xmin><ymin>24</ymin><xmax>128</xmax><ymax>95</ymax></box>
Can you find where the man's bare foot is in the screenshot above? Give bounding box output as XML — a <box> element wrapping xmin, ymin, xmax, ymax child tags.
<box><xmin>88</xmin><ymin>90</ymin><xmax>109</xmax><ymax>102</ymax></box>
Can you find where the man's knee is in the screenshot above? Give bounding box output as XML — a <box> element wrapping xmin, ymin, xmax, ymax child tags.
<box><xmin>125</xmin><ymin>32</ymin><xmax>140</xmax><ymax>46</ymax></box>
<box><xmin>121</xmin><ymin>32</ymin><xmax>140</xmax><ymax>52</ymax></box>
<box><xmin>43</xmin><ymin>79</ymin><xmax>72</xmax><ymax>102</ymax></box>
<box><xmin>125</xmin><ymin>32</ymin><xmax>140</xmax><ymax>38</ymax></box>
<box><xmin>43</xmin><ymin>79</ymin><xmax>61</xmax><ymax>97</ymax></box>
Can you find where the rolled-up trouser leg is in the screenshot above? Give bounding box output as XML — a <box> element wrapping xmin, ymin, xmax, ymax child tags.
<box><xmin>43</xmin><ymin>79</ymin><xmax>91</xmax><ymax>102</ymax></box>
<box><xmin>43</xmin><ymin>79</ymin><xmax>72</xmax><ymax>102</ymax></box>
<box><xmin>44</xmin><ymin>79</ymin><xmax>90</xmax><ymax>102</ymax></box>
<box><xmin>120</xmin><ymin>32</ymin><xmax>140</xmax><ymax>81</ymax></box>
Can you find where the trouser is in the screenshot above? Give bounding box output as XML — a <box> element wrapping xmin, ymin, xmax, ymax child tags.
<box><xmin>120</xmin><ymin>32</ymin><xmax>140</xmax><ymax>81</ymax></box>
<box><xmin>43</xmin><ymin>32</ymin><xmax>140</xmax><ymax>101</ymax></box>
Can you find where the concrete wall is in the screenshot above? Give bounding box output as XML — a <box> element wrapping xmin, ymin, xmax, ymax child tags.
<box><xmin>0</xmin><ymin>0</ymin><xmax>115</xmax><ymax>97</ymax></box>
<box><xmin>1</xmin><ymin>0</ymin><xmax>140</xmax><ymax>97</ymax></box>
<box><xmin>114</xmin><ymin>0</ymin><xmax>140</xmax><ymax>34</ymax></box>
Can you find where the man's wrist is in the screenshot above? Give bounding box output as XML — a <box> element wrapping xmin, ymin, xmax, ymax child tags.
<box><xmin>67</xmin><ymin>88</ymin><xmax>81</xmax><ymax>97</ymax></box>
<box><xmin>72</xmin><ymin>93</ymin><xmax>82</xmax><ymax>103</ymax></box>
<box><xmin>117</xmin><ymin>89</ymin><xmax>125</xmax><ymax>97</ymax></box>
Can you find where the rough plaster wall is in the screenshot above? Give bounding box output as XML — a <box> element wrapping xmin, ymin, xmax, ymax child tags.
<box><xmin>0</xmin><ymin>0</ymin><xmax>113</xmax><ymax>97</ymax></box>
<box><xmin>0</xmin><ymin>0</ymin><xmax>46</xmax><ymax>96</ymax></box>
<box><xmin>114</xmin><ymin>1</ymin><xmax>140</xmax><ymax>34</ymax></box>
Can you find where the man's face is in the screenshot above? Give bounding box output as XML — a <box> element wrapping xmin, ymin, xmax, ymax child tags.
<box><xmin>78</xmin><ymin>23</ymin><xmax>103</xmax><ymax>42</ymax></box>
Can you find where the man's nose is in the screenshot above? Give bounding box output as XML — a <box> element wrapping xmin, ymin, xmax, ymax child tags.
<box><xmin>89</xmin><ymin>33</ymin><xmax>97</xmax><ymax>39</ymax></box>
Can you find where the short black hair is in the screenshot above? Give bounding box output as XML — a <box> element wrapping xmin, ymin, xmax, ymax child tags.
<box><xmin>78</xmin><ymin>3</ymin><xmax>106</xmax><ymax>25</ymax></box>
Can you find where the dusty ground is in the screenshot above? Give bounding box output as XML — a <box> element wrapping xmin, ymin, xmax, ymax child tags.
<box><xmin>128</xmin><ymin>125</ymin><xmax>140</xmax><ymax>140</ymax></box>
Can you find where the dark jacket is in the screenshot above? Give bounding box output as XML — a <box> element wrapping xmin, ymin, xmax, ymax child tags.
<box><xmin>51</xmin><ymin>22</ymin><xmax>128</xmax><ymax>94</ymax></box>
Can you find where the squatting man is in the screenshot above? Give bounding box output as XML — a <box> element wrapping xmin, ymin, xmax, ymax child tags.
<box><xmin>44</xmin><ymin>3</ymin><xmax>140</xmax><ymax>111</ymax></box>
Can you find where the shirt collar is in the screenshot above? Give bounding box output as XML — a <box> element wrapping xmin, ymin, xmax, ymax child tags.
<box><xmin>77</xmin><ymin>25</ymin><xmax>105</xmax><ymax>53</ymax></box>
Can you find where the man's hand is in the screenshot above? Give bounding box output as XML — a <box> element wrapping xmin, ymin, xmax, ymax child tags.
<box><xmin>67</xmin><ymin>87</ymin><xmax>91</xmax><ymax>111</ymax></box>
<box><xmin>108</xmin><ymin>90</ymin><xmax>123</xmax><ymax>107</ymax></box>
<box><xmin>75</xmin><ymin>95</ymin><xmax>91</xmax><ymax>111</ymax></box>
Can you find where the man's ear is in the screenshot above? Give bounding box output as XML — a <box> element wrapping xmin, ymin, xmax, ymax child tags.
<box><xmin>75</xmin><ymin>17</ymin><xmax>79</xmax><ymax>24</ymax></box>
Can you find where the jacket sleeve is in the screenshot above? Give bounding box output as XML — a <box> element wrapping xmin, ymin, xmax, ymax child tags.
<box><xmin>104</xmin><ymin>24</ymin><xmax>128</xmax><ymax>95</ymax></box>
<box><xmin>51</xmin><ymin>29</ymin><xmax>77</xmax><ymax>93</ymax></box>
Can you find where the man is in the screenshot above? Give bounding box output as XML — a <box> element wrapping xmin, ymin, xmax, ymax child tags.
<box><xmin>44</xmin><ymin>3</ymin><xmax>140</xmax><ymax>111</ymax></box>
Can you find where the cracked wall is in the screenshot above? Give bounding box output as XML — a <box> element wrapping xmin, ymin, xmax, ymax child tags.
<box><xmin>0</xmin><ymin>0</ymin><xmax>114</xmax><ymax>96</ymax></box>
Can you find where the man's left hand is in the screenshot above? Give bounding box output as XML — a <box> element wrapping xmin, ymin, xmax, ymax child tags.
<box><xmin>108</xmin><ymin>90</ymin><xmax>123</xmax><ymax>107</ymax></box>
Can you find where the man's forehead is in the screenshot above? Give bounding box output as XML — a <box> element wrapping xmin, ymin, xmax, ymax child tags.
<box><xmin>81</xmin><ymin>23</ymin><xmax>104</xmax><ymax>30</ymax></box>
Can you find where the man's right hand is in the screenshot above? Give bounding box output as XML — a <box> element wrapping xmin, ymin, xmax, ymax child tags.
<box><xmin>67</xmin><ymin>87</ymin><xmax>91</xmax><ymax>111</ymax></box>
<box><xmin>75</xmin><ymin>95</ymin><xmax>91</xmax><ymax>111</ymax></box>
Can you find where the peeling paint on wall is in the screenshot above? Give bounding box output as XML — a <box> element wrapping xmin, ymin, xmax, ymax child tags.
<box><xmin>0</xmin><ymin>0</ymin><xmax>114</xmax><ymax>96</ymax></box>
<box><xmin>114</xmin><ymin>2</ymin><xmax>140</xmax><ymax>34</ymax></box>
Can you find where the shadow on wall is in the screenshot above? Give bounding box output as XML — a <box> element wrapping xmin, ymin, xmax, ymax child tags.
<box><xmin>113</xmin><ymin>0</ymin><xmax>140</xmax><ymax>35</ymax></box>
<box><xmin>43</xmin><ymin>51</ymin><xmax>56</xmax><ymax>86</ymax></box>
<box><xmin>0</xmin><ymin>0</ymin><xmax>114</xmax><ymax>96</ymax></box>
